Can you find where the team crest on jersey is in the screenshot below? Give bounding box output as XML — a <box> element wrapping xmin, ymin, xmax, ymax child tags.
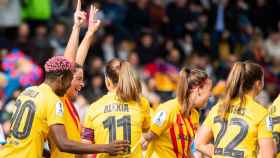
<box><xmin>153</xmin><ymin>110</ymin><xmax>167</xmax><ymax>126</ymax></box>
<box><xmin>55</xmin><ymin>101</ymin><xmax>64</xmax><ymax>116</ymax></box>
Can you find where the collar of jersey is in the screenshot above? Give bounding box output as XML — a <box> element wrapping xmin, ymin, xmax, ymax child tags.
<box><xmin>230</xmin><ymin>95</ymin><xmax>254</xmax><ymax>106</ymax></box>
<box><xmin>107</xmin><ymin>91</ymin><xmax>116</xmax><ymax>96</ymax></box>
<box><xmin>173</xmin><ymin>98</ymin><xmax>200</xmax><ymax>118</ymax></box>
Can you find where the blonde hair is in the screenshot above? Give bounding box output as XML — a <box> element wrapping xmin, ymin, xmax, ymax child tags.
<box><xmin>176</xmin><ymin>67</ymin><xmax>208</xmax><ymax>116</ymax></box>
<box><xmin>105</xmin><ymin>58</ymin><xmax>141</xmax><ymax>102</ymax></box>
<box><xmin>218</xmin><ymin>61</ymin><xmax>263</xmax><ymax>119</ymax></box>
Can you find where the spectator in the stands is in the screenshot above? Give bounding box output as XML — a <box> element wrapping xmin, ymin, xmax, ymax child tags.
<box><xmin>50</xmin><ymin>21</ymin><xmax>68</xmax><ymax>56</ymax></box>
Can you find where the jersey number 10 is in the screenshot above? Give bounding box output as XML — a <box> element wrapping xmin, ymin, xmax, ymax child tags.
<box><xmin>103</xmin><ymin>115</ymin><xmax>131</xmax><ymax>144</ymax></box>
<box><xmin>10</xmin><ymin>100</ymin><xmax>36</xmax><ymax>139</ymax></box>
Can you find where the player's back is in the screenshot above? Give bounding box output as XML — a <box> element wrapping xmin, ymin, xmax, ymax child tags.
<box><xmin>0</xmin><ymin>84</ymin><xmax>64</xmax><ymax>158</ymax></box>
<box><xmin>204</xmin><ymin>95</ymin><xmax>271</xmax><ymax>158</ymax></box>
<box><xmin>83</xmin><ymin>92</ymin><xmax>150</xmax><ymax>158</ymax></box>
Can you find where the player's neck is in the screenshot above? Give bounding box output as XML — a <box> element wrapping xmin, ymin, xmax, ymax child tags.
<box><xmin>108</xmin><ymin>86</ymin><xmax>117</xmax><ymax>93</ymax></box>
<box><xmin>44</xmin><ymin>80</ymin><xmax>59</xmax><ymax>93</ymax></box>
<box><xmin>246</xmin><ymin>90</ymin><xmax>258</xmax><ymax>99</ymax></box>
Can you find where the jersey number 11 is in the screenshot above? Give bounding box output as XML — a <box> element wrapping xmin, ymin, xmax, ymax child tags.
<box><xmin>103</xmin><ymin>115</ymin><xmax>131</xmax><ymax>143</ymax></box>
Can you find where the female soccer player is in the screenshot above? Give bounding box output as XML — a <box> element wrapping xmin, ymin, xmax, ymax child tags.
<box><xmin>195</xmin><ymin>61</ymin><xmax>275</xmax><ymax>158</ymax></box>
<box><xmin>141</xmin><ymin>67</ymin><xmax>212</xmax><ymax>158</ymax></box>
<box><xmin>81</xmin><ymin>59</ymin><xmax>151</xmax><ymax>158</ymax></box>
<box><xmin>49</xmin><ymin>1</ymin><xmax>103</xmax><ymax>158</ymax></box>
<box><xmin>0</xmin><ymin>56</ymin><xmax>129</xmax><ymax>158</ymax></box>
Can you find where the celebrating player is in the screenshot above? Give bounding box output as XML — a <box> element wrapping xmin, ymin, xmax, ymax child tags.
<box><xmin>81</xmin><ymin>59</ymin><xmax>151</xmax><ymax>158</ymax></box>
<box><xmin>195</xmin><ymin>61</ymin><xmax>275</xmax><ymax>158</ymax></box>
<box><xmin>0</xmin><ymin>56</ymin><xmax>129</xmax><ymax>158</ymax></box>
<box><xmin>48</xmin><ymin>1</ymin><xmax>103</xmax><ymax>158</ymax></box>
<box><xmin>141</xmin><ymin>67</ymin><xmax>212</xmax><ymax>158</ymax></box>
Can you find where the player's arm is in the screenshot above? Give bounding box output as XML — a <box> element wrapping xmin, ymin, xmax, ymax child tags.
<box><xmin>80</xmin><ymin>139</ymin><xmax>94</xmax><ymax>158</ymax></box>
<box><xmin>49</xmin><ymin>124</ymin><xmax>129</xmax><ymax>154</ymax></box>
<box><xmin>194</xmin><ymin>125</ymin><xmax>214</xmax><ymax>157</ymax></box>
<box><xmin>64</xmin><ymin>0</ymin><xmax>86</xmax><ymax>62</ymax></box>
<box><xmin>257</xmin><ymin>115</ymin><xmax>275</xmax><ymax>158</ymax></box>
<box><xmin>141</xmin><ymin>108</ymin><xmax>170</xmax><ymax>150</ymax></box>
<box><xmin>141</xmin><ymin>131</ymin><xmax>158</xmax><ymax>150</ymax></box>
<box><xmin>75</xmin><ymin>5</ymin><xmax>101</xmax><ymax>66</ymax></box>
<box><xmin>194</xmin><ymin>106</ymin><xmax>215</xmax><ymax>157</ymax></box>
<box><xmin>258</xmin><ymin>138</ymin><xmax>275</xmax><ymax>158</ymax></box>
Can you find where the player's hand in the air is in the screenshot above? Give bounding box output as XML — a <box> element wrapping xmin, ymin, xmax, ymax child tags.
<box><xmin>86</xmin><ymin>5</ymin><xmax>101</xmax><ymax>35</ymax></box>
<box><xmin>74</xmin><ymin>0</ymin><xmax>87</xmax><ymax>28</ymax></box>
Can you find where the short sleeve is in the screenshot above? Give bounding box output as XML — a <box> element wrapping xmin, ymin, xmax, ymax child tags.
<box><xmin>258</xmin><ymin>115</ymin><xmax>273</xmax><ymax>139</ymax></box>
<box><xmin>141</xmin><ymin>97</ymin><xmax>151</xmax><ymax>130</ymax></box>
<box><xmin>47</xmin><ymin>99</ymin><xmax>65</xmax><ymax>126</ymax></box>
<box><xmin>150</xmin><ymin>105</ymin><xmax>171</xmax><ymax>136</ymax></box>
<box><xmin>81</xmin><ymin>108</ymin><xmax>94</xmax><ymax>142</ymax></box>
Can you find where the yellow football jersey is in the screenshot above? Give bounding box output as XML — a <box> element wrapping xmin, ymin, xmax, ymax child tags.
<box><xmin>146</xmin><ymin>98</ymin><xmax>199</xmax><ymax>158</ymax></box>
<box><xmin>270</xmin><ymin>95</ymin><xmax>280</xmax><ymax>158</ymax></box>
<box><xmin>0</xmin><ymin>83</ymin><xmax>65</xmax><ymax>158</ymax></box>
<box><xmin>203</xmin><ymin>95</ymin><xmax>272</xmax><ymax>158</ymax></box>
<box><xmin>82</xmin><ymin>92</ymin><xmax>151</xmax><ymax>158</ymax></box>
<box><xmin>49</xmin><ymin>96</ymin><xmax>81</xmax><ymax>158</ymax></box>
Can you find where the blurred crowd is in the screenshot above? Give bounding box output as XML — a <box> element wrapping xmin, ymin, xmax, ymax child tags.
<box><xmin>1</xmin><ymin>0</ymin><xmax>280</xmax><ymax>134</ymax></box>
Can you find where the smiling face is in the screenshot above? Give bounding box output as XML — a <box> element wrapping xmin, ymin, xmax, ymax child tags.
<box><xmin>66</xmin><ymin>68</ymin><xmax>84</xmax><ymax>98</ymax></box>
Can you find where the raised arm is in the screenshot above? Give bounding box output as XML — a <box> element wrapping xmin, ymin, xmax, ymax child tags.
<box><xmin>64</xmin><ymin>0</ymin><xmax>86</xmax><ymax>62</ymax></box>
<box><xmin>75</xmin><ymin>5</ymin><xmax>101</xmax><ymax>66</ymax></box>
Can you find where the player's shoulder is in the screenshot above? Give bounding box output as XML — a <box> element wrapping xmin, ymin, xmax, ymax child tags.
<box><xmin>268</xmin><ymin>95</ymin><xmax>280</xmax><ymax>117</ymax></box>
<box><xmin>17</xmin><ymin>86</ymin><xmax>40</xmax><ymax>101</ymax></box>
<box><xmin>35</xmin><ymin>84</ymin><xmax>63</xmax><ymax>112</ymax></box>
<box><xmin>88</xmin><ymin>93</ymin><xmax>110</xmax><ymax>111</ymax></box>
<box><xmin>247</xmin><ymin>97</ymin><xmax>268</xmax><ymax>115</ymax></box>
<box><xmin>39</xmin><ymin>84</ymin><xmax>60</xmax><ymax>102</ymax></box>
<box><xmin>207</xmin><ymin>103</ymin><xmax>220</xmax><ymax>116</ymax></box>
<box><xmin>156</xmin><ymin>98</ymin><xmax>178</xmax><ymax>114</ymax></box>
<box><xmin>244</xmin><ymin>97</ymin><xmax>269</xmax><ymax>123</ymax></box>
<box><xmin>19</xmin><ymin>86</ymin><xmax>40</xmax><ymax>97</ymax></box>
<box><xmin>272</xmin><ymin>95</ymin><xmax>280</xmax><ymax>106</ymax></box>
<box><xmin>152</xmin><ymin>99</ymin><xmax>178</xmax><ymax>127</ymax></box>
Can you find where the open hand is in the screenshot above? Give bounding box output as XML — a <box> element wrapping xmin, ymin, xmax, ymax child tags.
<box><xmin>107</xmin><ymin>140</ymin><xmax>130</xmax><ymax>155</ymax></box>
<box><xmin>86</xmin><ymin>5</ymin><xmax>101</xmax><ymax>35</ymax></box>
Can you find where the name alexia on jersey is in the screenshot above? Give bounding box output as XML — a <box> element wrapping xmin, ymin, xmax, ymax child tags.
<box><xmin>104</xmin><ymin>103</ymin><xmax>129</xmax><ymax>113</ymax></box>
